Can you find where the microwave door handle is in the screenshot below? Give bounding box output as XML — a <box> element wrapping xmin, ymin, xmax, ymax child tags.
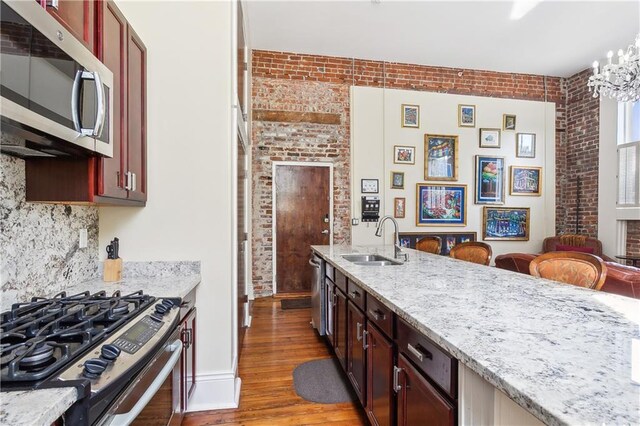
<box><xmin>92</xmin><ymin>71</ymin><xmax>106</xmax><ymax>137</ymax></box>
<box><xmin>71</xmin><ymin>70</ymin><xmax>83</xmax><ymax>134</ymax></box>
<box><xmin>108</xmin><ymin>339</ymin><xmax>183</xmax><ymax>426</ymax></box>
<box><xmin>71</xmin><ymin>70</ymin><xmax>97</xmax><ymax>136</ymax></box>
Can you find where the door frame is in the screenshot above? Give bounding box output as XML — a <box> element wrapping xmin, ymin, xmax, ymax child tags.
<box><xmin>272</xmin><ymin>161</ymin><xmax>334</xmax><ymax>295</ymax></box>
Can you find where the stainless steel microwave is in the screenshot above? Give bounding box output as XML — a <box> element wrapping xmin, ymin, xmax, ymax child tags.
<box><xmin>0</xmin><ymin>0</ymin><xmax>113</xmax><ymax>158</ymax></box>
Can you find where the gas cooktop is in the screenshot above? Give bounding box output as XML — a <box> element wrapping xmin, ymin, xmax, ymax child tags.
<box><xmin>0</xmin><ymin>290</ymin><xmax>156</xmax><ymax>385</ymax></box>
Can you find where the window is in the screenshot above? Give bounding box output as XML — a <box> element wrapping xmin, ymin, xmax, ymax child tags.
<box><xmin>618</xmin><ymin>102</ymin><xmax>640</xmax><ymax>206</ymax></box>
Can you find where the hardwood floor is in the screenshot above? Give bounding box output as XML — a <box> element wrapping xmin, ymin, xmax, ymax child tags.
<box><xmin>183</xmin><ymin>297</ymin><xmax>367</xmax><ymax>425</ymax></box>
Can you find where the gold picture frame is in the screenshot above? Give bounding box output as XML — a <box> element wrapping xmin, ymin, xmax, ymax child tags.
<box><xmin>458</xmin><ymin>104</ymin><xmax>476</xmax><ymax>127</ymax></box>
<box><xmin>394</xmin><ymin>197</ymin><xmax>406</xmax><ymax>218</ymax></box>
<box><xmin>510</xmin><ymin>166</ymin><xmax>542</xmax><ymax>196</ymax></box>
<box><xmin>401</xmin><ymin>104</ymin><xmax>420</xmax><ymax>128</ymax></box>
<box><xmin>424</xmin><ymin>134</ymin><xmax>459</xmax><ymax>181</ymax></box>
<box><xmin>394</xmin><ymin>145</ymin><xmax>416</xmax><ymax>165</ymax></box>
<box><xmin>391</xmin><ymin>171</ymin><xmax>405</xmax><ymax>189</ymax></box>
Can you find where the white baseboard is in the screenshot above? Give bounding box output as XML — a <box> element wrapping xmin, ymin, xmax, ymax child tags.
<box><xmin>186</xmin><ymin>370</ymin><xmax>242</xmax><ymax>412</ymax></box>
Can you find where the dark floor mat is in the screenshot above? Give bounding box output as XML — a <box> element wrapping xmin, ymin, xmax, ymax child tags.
<box><xmin>281</xmin><ymin>297</ymin><xmax>312</xmax><ymax>310</ymax></box>
<box><xmin>293</xmin><ymin>358</ymin><xmax>356</xmax><ymax>404</ymax></box>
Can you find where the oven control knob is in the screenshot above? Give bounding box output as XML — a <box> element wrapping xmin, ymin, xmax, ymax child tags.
<box><xmin>101</xmin><ymin>344</ymin><xmax>121</xmax><ymax>361</ymax></box>
<box><xmin>155</xmin><ymin>304</ymin><xmax>169</xmax><ymax>315</ymax></box>
<box><xmin>83</xmin><ymin>358</ymin><xmax>109</xmax><ymax>378</ymax></box>
<box><xmin>161</xmin><ymin>299</ymin><xmax>175</xmax><ymax>309</ymax></box>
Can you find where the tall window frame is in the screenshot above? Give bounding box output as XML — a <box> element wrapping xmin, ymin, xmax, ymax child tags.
<box><xmin>617</xmin><ymin>102</ymin><xmax>640</xmax><ymax>207</ymax></box>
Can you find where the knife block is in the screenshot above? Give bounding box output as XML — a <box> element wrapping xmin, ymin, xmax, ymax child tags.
<box><xmin>103</xmin><ymin>258</ymin><xmax>123</xmax><ymax>282</ymax></box>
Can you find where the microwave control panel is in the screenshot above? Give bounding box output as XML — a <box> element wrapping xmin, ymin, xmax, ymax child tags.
<box><xmin>361</xmin><ymin>196</ymin><xmax>380</xmax><ymax>222</ymax></box>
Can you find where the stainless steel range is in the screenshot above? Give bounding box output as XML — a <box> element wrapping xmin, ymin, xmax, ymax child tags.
<box><xmin>1</xmin><ymin>290</ymin><xmax>183</xmax><ymax>425</ymax></box>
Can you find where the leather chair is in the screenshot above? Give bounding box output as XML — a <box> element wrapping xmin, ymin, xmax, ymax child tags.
<box><xmin>415</xmin><ymin>236</ymin><xmax>442</xmax><ymax>255</ymax></box>
<box><xmin>529</xmin><ymin>252</ymin><xmax>607</xmax><ymax>290</ymax></box>
<box><xmin>449</xmin><ymin>242</ymin><xmax>492</xmax><ymax>266</ymax></box>
<box><xmin>495</xmin><ymin>253</ymin><xmax>640</xmax><ymax>299</ymax></box>
<box><xmin>542</xmin><ymin>234</ymin><xmax>613</xmax><ymax>261</ymax></box>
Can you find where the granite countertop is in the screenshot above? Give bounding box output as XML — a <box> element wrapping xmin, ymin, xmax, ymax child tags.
<box><xmin>312</xmin><ymin>244</ymin><xmax>640</xmax><ymax>426</ymax></box>
<box><xmin>0</xmin><ymin>261</ymin><xmax>201</xmax><ymax>426</ymax></box>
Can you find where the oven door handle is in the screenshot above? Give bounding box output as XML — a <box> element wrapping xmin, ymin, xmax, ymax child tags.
<box><xmin>109</xmin><ymin>339</ymin><xmax>183</xmax><ymax>426</ymax></box>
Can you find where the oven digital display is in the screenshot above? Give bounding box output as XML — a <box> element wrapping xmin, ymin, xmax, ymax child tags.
<box><xmin>113</xmin><ymin>315</ymin><xmax>162</xmax><ymax>354</ymax></box>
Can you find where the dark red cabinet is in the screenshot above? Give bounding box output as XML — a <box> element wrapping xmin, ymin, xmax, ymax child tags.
<box><xmin>333</xmin><ymin>287</ymin><xmax>347</xmax><ymax>371</ymax></box>
<box><xmin>42</xmin><ymin>0</ymin><xmax>95</xmax><ymax>53</ymax></box>
<box><xmin>366</xmin><ymin>322</ymin><xmax>394</xmax><ymax>426</ymax></box>
<box><xmin>396</xmin><ymin>354</ymin><xmax>455</xmax><ymax>426</ymax></box>
<box><xmin>347</xmin><ymin>300</ymin><xmax>366</xmax><ymax>405</ymax></box>
<box><xmin>25</xmin><ymin>0</ymin><xmax>147</xmax><ymax>206</ymax></box>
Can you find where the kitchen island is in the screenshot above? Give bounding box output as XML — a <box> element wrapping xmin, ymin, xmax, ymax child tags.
<box><xmin>313</xmin><ymin>244</ymin><xmax>640</xmax><ymax>425</ymax></box>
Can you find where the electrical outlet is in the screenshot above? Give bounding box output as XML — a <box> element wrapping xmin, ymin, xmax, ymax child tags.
<box><xmin>79</xmin><ymin>229</ymin><xmax>88</xmax><ymax>249</ymax></box>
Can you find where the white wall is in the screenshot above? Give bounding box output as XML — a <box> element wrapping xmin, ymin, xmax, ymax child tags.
<box><xmin>351</xmin><ymin>87</ymin><xmax>556</xmax><ymax>261</ymax></box>
<box><xmin>100</xmin><ymin>0</ymin><xmax>238</xmax><ymax>409</ymax></box>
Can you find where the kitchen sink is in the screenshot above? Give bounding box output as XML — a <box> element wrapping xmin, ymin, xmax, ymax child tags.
<box><xmin>342</xmin><ymin>254</ymin><xmax>402</xmax><ymax>266</ymax></box>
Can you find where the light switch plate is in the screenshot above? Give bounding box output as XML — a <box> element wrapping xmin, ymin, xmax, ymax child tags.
<box><xmin>79</xmin><ymin>229</ymin><xmax>88</xmax><ymax>249</ymax></box>
<box><xmin>352</xmin><ymin>218</ymin><xmax>359</xmax><ymax>226</ymax></box>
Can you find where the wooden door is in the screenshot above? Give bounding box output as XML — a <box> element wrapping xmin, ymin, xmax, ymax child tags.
<box><xmin>126</xmin><ymin>24</ymin><xmax>147</xmax><ymax>202</ymax></box>
<box><xmin>397</xmin><ymin>354</ymin><xmax>455</xmax><ymax>426</ymax></box>
<box><xmin>275</xmin><ymin>165</ymin><xmax>330</xmax><ymax>294</ymax></box>
<box><xmin>334</xmin><ymin>287</ymin><xmax>347</xmax><ymax>371</ymax></box>
<box><xmin>97</xmin><ymin>0</ymin><xmax>127</xmax><ymax>199</ymax></box>
<box><xmin>44</xmin><ymin>0</ymin><xmax>95</xmax><ymax>52</ymax></box>
<box><xmin>366</xmin><ymin>323</ymin><xmax>394</xmax><ymax>426</ymax></box>
<box><xmin>347</xmin><ymin>301</ymin><xmax>366</xmax><ymax>405</ymax></box>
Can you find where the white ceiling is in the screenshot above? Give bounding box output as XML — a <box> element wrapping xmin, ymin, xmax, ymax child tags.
<box><xmin>245</xmin><ymin>0</ymin><xmax>640</xmax><ymax>77</ymax></box>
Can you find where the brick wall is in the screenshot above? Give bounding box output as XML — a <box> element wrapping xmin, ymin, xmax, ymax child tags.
<box><xmin>558</xmin><ymin>69</ymin><xmax>600</xmax><ymax>237</ymax></box>
<box><xmin>627</xmin><ymin>221</ymin><xmax>640</xmax><ymax>256</ymax></box>
<box><xmin>252</xmin><ymin>49</ymin><xmax>566</xmax><ymax>296</ymax></box>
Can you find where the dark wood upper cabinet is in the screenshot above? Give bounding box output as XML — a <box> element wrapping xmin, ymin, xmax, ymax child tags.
<box><xmin>26</xmin><ymin>0</ymin><xmax>146</xmax><ymax>206</ymax></box>
<box><xmin>42</xmin><ymin>0</ymin><xmax>95</xmax><ymax>53</ymax></box>
<box><xmin>125</xmin><ymin>24</ymin><xmax>146</xmax><ymax>202</ymax></box>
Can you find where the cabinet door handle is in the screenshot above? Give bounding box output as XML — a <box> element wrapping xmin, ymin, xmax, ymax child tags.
<box><xmin>356</xmin><ymin>322</ymin><xmax>362</xmax><ymax>341</ymax></box>
<box><xmin>393</xmin><ymin>366</ymin><xmax>403</xmax><ymax>393</ymax></box>
<box><xmin>368</xmin><ymin>308</ymin><xmax>386</xmax><ymax>321</ymax></box>
<box><xmin>332</xmin><ymin>293</ymin><xmax>337</xmax><ymax>307</ymax></box>
<box><xmin>124</xmin><ymin>172</ymin><xmax>132</xmax><ymax>190</ymax></box>
<box><xmin>132</xmin><ymin>173</ymin><xmax>137</xmax><ymax>192</ymax></box>
<box><xmin>407</xmin><ymin>343</ymin><xmax>433</xmax><ymax>362</ymax></box>
<box><xmin>362</xmin><ymin>329</ymin><xmax>369</xmax><ymax>350</ymax></box>
<box><xmin>349</xmin><ymin>290</ymin><xmax>360</xmax><ymax>299</ymax></box>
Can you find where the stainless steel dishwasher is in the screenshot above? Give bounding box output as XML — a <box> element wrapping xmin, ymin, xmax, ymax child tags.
<box><xmin>309</xmin><ymin>253</ymin><xmax>326</xmax><ymax>336</ymax></box>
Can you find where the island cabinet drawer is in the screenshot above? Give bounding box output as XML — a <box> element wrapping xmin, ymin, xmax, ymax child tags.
<box><xmin>326</xmin><ymin>262</ymin><xmax>335</xmax><ymax>282</ymax></box>
<box><xmin>396</xmin><ymin>318</ymin><xmax>457</xmax><ymax>400</ymax></box>
<box><xmin>347</xmin><ymin>281</ymin><xmax>366</xmax><ymax>311</ymax></box>
<box><xmin>334</xmin><ymin>269</ymin><xmax>347</xmax><ymax>294</ymax></box>
<box><xmin>366</xmin><ymin>294</ymin><xmax>393</xmax><ymax>337</ymax></box>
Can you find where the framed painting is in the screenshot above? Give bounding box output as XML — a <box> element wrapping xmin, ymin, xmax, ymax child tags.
<box><xmin>361</xmin><ymin>178</ymin><xmax>379</xmax><ymax>194</ymax></box>
<box><xmin>394</xmin><ymin>197</ymin><xmax>406</xmax><ymax>218</ymax></box>
<box><xmin>394</xmin><ymin>145</ymin><xmax>416</xmax><ymax>165</ymax></box>
<box><xmin>424</xmin><ymin>134</ymin><xmax>459</xmax><ymax>181</ymax></box>
<box><xmin>391</xmin><ymin>171</ymin><xmax>405</xmax><ymax>189</ymax></box>
<box><xmin>516</xmin><ymin>133</ymin><xmax>536</xmax><ymax>158</ymax></box>
<box><xmin>483</xmin><ymin>207</ymin><xmax>530</xmax><ymax>241</ymax></box>
<box><xmin>416</xmin><ymin>183</ymin><xmax>467</xmax><ymax>226</ymax></box>
<box><xmin>479</xmin><ymin>128</ymin><xmax>501</xmax><ymax>148</ymax></box>
<box><xmin>458</xmin><ymin>104</ymin><xmax>476</xmax><ymax>127</ymax></box>
<box><xmin>475</xmin><ymin>156</ymin><xmax>505</xmax><ymax>204</ymax></box>
<box><xmin>398</xmin><ymin>232</ymin><xmax>477</xmax><ymax>255</ymax></box>
<box><xmin>503</xmin><ymin>114</ymin><xmax>516</xmax><ymax>131</ymax></box>
<box><xmin>510</xmin><ymin>166</ymin><xmax>542</xmax><ymax>196</ymax></box>
<box><xmin>402</xmin><ymin>104</ymin><xmax>420</xmax><ymax>128</ymax></box>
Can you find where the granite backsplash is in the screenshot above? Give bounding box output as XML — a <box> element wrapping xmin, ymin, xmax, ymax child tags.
<box><xmin>0</xmin><ymin>148</ymin><xmax>99</xmax><ymax>307</ymax></box>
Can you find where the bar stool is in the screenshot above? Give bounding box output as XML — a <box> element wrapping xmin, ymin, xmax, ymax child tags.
<box><xmin>529</xmin><ymin>252</ymin><xmax>607</xmax><ymax>290</ymax></box>
<box><xmin>415</xmin><ymin>236</ymin><xmax>441</xmax><ymax>255</ymax></box>
<box><xmin>449</xmin><ymin>242</ymin><xmax>492</xmax><ymax>266</ymax></box>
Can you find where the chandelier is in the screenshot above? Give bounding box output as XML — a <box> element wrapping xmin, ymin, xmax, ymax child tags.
<box><xmin>587</xmin><ymin>34</ymin><xmax>640</xmax><ymax>102</ymax></box>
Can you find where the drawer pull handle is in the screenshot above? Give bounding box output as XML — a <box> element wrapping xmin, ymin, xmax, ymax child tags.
<box><xmin>349</xmin><ymin>290</ymin><xmax>360</xmax><ymax>298</ymax></box>
<box><xmin>368</xmin><ymin>308</ymin><xmax>386</xmax><ymax>321</ymax></box>
<box><xmin>407</xmin><ymin>343</ymin><xmax>433</xmax><ymax>362</ymax></box>
<box><xmin>393</xmin><ymin>365</ymin><xmax>403</xmax><ymax>393</ymax></box>
<box><xmin>362</xmin><ymin>329</ymin><xmax>369</xmax><ymax>350</ymax></box>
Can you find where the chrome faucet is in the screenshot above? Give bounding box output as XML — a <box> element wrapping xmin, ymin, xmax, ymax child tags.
<box><xmin>375</xmin><ymin>215</ymin><xmax>408</xmax><ymax>262</ymax></box>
